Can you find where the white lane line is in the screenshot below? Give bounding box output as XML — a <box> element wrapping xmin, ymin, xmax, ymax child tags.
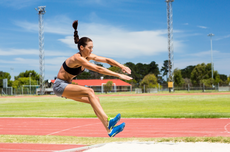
<box><xmin>224</xmin><ymin>123</ymin><xmax>230</xmax><ymax>133</ymax></box>
<box><xmin>46</xmin><ymin>122</ymin><xmax>100</xmax><ymax>135</ymax></box>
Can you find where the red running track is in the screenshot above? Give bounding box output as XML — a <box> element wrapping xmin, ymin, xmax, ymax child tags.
<box><xmin>0</xmin><ymin>118</ymin><xmax>230</xmax><ymax>138</ymax></box>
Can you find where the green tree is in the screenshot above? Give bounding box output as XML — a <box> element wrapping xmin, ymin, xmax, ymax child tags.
<box><xmin>12</xmin><ymin>77</ymin><xmax>37</xmax><ymax>89</ymax></box>
<box><xmin>213</xmin><ymin>71</ymin><xmax>221</xmax><ymax>85</ymax></box>
<box><xmin>219</xmin><ymin>74</ymin><xmax>227</xmax><ymax>82</ymax></box>
<box><xmin>125</xmin><ymin>62</ymin><xmax>137</xmax><ymax>83</ymax></box>
<box><xmin>173</xmin><ymin>68</ymin><xmax>184</xmax><ymax>87</ymax></box>
<box><xmin>88</xmin><ymin>61</ymin><xmax>104</xmax><ymax>79</ymax></box>
<box><xmin>181</xmin><ymin>65</ymin><xmax>196</xmax><ymax>79</ymax></box>
<box><xmin>125</xmin><ymin>61</ymin><xmax>160</xmax><ymax>84</ymax></box>
<box><xmin>135</xmin><ymin>63</ymin><xmax>149</xmax><ymax>82</ymax></box>
<box><xmin>75</xmin><ymin>71</ymin><xmax>91</xmax><ymax>79</ymax></box>
<box><xmin>0</xmin><ymin>71</ymin><xmax>12</xmax><ymax>87</ymax></box>
<box><xmin>103</xmin><ymin>81</ymin><xmax>113</xmax><ymax>94</ymax></box>
<box><xmin>108</xmin><ymin>66</ymin><xmax>122</xmax><ymax>73</ymax></box>
<box><xmin>191</xmin><ymin>63</ymin><xmax>211</xmax><ymax>85</ymax></box>
<box><xmin>227</xmin><ymin>75</ymin><xmax>230</xmax><ymax>84</ymax></box>
<box><xmin>140</xmin><ymin>74</ymin><xmax>158</xmax><ymax>89</ymax></box>
<box><xmin>125</xmin><ymin>79</ymin><xmax>138</xmax><ymax>88</ymax></box>
<box><xmin>157</xmin><ymin>75</ymin><xmax>166</xmax><ymax>84</ymax></box>
<box><xmin>104</xmin><ymin>66</ymin><xmax>123</xmax><ymax>79</ymax></box>
<box><xmin>15</xmin><ymin>70</ymin><xmax>39</xmax><ymax>81</ymax></box>
<box><xmin>204</xmin><ymin>71</ymin><xmax>221</xmax><ymax>86</ymax></box>
<box><xmin>183</xmin><ymin>78</ymin><xmax>192</xmax><ymax>87</ymax></box>
<box><xmin>148</xmin><ymin>61</ymin><xmax>160</xmax><ymax>78</ymax></box>
<box><xmin>191</xmin><ymin>63</ymin><xmax>220</xmax><ymax>86</ymax></box>
<box><xmin>160</xmin><ymin>60</ymin><xmax>169</xmax><ymax>80</ymax></box>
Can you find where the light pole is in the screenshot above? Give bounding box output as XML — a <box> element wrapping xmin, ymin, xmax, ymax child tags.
<box><xmin>10</xmin><ymin>68</ymin><xmax>14</xmax><ymax>81</ymax></box>
<box><xmin>166</xmin><ymin>0</ymin><xmax>174</xmax><ymax>92</ymax></box>
<box><xmin>29</xmin><ymin>73</ymin><xmax>32</xmax><ymax>94</ymax></box>
<box><xmin>35</xmin><ymin>6</ymin><xmax>46</xmax><ymax>95</ymax></box>
<box><xmin>207</xmin><ymin>33</ymin><xmax>214</xmax><ymax>79</ymax></box>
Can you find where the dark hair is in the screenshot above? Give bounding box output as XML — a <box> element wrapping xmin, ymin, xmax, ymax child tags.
<box><xmin>72</xmin><ymin>20</ymin><xmax>92</xmax><ymax>50</ymax></box>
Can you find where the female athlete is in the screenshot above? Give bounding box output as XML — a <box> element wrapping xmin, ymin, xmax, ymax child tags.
<box><xmin>53</xmin><ymin>20</ymin><xmax>132</xmax><ymax>137</ymax></box>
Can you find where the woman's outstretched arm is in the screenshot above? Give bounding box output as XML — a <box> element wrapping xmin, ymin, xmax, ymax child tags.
<box><xmin>88</xmin><ymin>53</ymin><xmax>131</xmax><ymax>74</ymax></box>
<box><xmin>77</xmin><ymin>56</ymin><xmax>132</xmax><ymax>80</ymax></box>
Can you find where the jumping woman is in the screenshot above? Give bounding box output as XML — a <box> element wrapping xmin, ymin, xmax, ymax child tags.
<box><xmin>53</xmin><ymin>20</ymin><xmax>132</xmax><ymax>137</ymax></box>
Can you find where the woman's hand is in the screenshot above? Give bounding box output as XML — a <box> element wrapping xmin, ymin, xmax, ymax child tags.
<box><xmin>122</xmin><ymin>66</ymin><xmax>131</xmax><ymax>74</ymax></box>
<box><xmin>118</xmin><ymin>74</ymin><xmax>133</xmax><ymax>80</ymax></box>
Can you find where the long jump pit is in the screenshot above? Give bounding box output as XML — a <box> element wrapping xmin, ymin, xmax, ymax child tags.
<box><xmin>57</xmin><ymin>142</ymin><xmax>230</xmax><ymax>152</ymax></box>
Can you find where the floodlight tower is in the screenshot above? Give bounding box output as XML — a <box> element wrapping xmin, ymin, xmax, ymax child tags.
<box><xmin>35</xmin><ymin>6</ymin><xmax>46</xmax><ymax>95</ymax></box>
<box><xmin>208</xmin><ymin>33</ymin><xmax>214</xmax><ymax>79</ymax></box>
<box><xmin>166</xmin><ymin>0</ymin><xmax>174</xmax><ymax>92</ymax></box>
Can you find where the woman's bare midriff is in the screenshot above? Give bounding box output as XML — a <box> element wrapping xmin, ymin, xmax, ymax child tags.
<box><xmin>57</xmin><ymin>66</ymin><xmax>76</xmax><ymax>82</ymax></box>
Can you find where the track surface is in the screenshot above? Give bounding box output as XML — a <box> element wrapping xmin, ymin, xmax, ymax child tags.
<box><xmin>1</xmin><ymin>92</ymin><xmax>230</xmax><ymax>151</ymax></box>
<box><xmin>0</xmin><ymin>118</ymin><xmax>230</xmax><ymax>152</ymax></box>
<box><xmin>1</xmin><ymin>118</ymin><xmax>230</xmax><ymax>137</ymax></box>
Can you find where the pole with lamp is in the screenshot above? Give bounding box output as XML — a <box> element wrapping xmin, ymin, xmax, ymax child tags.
<box><xmin>29</xmin><ymin>73</ymin><xmax>32</xmax><ymax>94</ymax></box>
<box><xmin>207</xmin><ymin>33</ymin><xmax>214</xmax><ymax>80</ymax></box>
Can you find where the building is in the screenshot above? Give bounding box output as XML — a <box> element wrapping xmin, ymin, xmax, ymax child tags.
<box><xmin>51</xmin><ymin>79</ymin><xmax>132</xmax><ymax>93</ymax></box>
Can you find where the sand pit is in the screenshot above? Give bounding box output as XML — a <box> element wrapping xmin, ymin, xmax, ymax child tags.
<box><xmin>84</xmin><ymin>142</ymin><xmax>230</xmax><ymax>152</ymax></box>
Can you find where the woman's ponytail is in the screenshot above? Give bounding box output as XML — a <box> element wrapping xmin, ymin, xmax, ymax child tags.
<box><xmin>72</xmin><ymin>20</ymin><xmax>92</xmax><ymax>50</ymax></box>
<box><xmin>72</xmin><ymin>20</ymin><xmax>79</xmax><ymax>44</ymax></box>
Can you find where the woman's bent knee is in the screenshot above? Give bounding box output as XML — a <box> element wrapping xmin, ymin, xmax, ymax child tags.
<box><xmin>87</xmin><ymin>88</ymin><xmax>95</xmax><ymax>96</ymax></box>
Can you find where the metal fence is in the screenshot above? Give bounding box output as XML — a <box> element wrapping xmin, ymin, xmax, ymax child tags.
<box><xmin>1</xmin><ymin>85</ymin><xmax>133</xmax><ymax>95</ymax></box>
<box><xmin>134</xmin><ymin>83</ymin><xmax>230</xmax><ymax>93</ymax></box>
<box><xmin>1</xmin><ymin>87</ymin><xmax>13</xmax><ymax>95</ymax></box>
<box><xmin>13</xmin><ymin>87</ymin><xmax>38</xmax><ymax>95</ymax></box>
<box><xmin>1</xmin><ymin>83</ymin><xmax>229</xmax><ymax>96</ymax></box>
<box><xmin>160</xmin><ymin>83</ymin><xmax>229</xmax><ymax>92</ymax></box>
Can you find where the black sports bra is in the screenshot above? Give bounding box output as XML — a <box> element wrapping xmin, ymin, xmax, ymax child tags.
<box><xmin>62</xmin><ymin>61</ymin><xmax>84</xmax><ymax>76</ymax></box>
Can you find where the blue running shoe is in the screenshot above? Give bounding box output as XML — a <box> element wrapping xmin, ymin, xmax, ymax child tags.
<box><xmin>108</xmin><ymin>122</ymin><xmax>125</xmax><ymax>137</ymax></box>
<box><xmin>108</xmin><ymin>113</ymin><xmax>121</xmax><ymax>130</ymax></box>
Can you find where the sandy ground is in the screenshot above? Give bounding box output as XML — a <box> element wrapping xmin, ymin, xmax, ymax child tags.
<box><xmin>83</xmin><ymin>142</ymin><xmax>230</xmax><ymax>152</ymax></box>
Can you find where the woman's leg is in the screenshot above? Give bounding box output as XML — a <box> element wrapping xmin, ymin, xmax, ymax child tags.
<box><xmin>61</xmin><ymin>84</ymin><xmax>110</xmax><ymax>133</ymax></box>
<box><xmin>67</xmin><ymin>96</ymin><xmax>106</xmax><ymax>130</ymax></box>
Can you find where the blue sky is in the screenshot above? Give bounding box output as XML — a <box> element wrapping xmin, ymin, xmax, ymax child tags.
<box><xmin>0</xmin><ymin>0</ymin><xmax>229</xmax><ymax>80</ymax></box>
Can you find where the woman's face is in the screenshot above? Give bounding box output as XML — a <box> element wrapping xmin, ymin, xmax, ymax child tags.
<box><xmin>80</xmin><ymin>41</ymin><xmax>93</xmax><ymax>57</ymax></box>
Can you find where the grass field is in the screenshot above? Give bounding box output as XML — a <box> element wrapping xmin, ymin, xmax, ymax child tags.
<box><xmin>0</xmin><ymin>94</ymin><xmax>230</xmax><ymax>118</ymax></box>
<box><xmin>0</xmin><ymin>93</ymin><xmax>230</xmax><ymax>145</ymax></box>
<box><xmin>1</xmin><ymin>135</ymin><xmax>230</xmax><ymax>145</ymax></box>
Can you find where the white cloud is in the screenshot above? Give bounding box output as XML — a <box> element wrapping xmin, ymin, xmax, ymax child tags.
<box><xmin>59</xmin><ymin>22</ymin><xmax>184</xmax><ymax>58</ymax></box>
<box><xmin>183</xmin><ymin>50</ymin><xmax>219</xmax><ymax>57</ymax></box>
<box><xmin>45</xmin><ymin>57</ymin><xmax>67</xmax><ymax>65</ymax></box>
<box><xmin>197</xmin><ymin>25</ymin><xmax>207</xmax><ymax>29</ymax></box>
<box><xmin>175</xmin><ymin>50</ymin><xmax>230</xmax><ymax>75</ymax></box>
<box><xmin>0</xmin><ymin>48</ymin><xmax>71</xmax><ymax>57</ymax></box>
<box><xmin>0</xmin><ymin>58</ymin><xmax>38</xmax><ymax>65</ymax></box>
<box><xmin>0</xmin><ymin>56</ymin><xmax>67</xmax><ymax>66</ymax></box>
<box><xmin>175</xmin><ymin>57</ymin><xmax>230</xmax><ymax>75</ymax></box>
<box><xmin>215</xmin><ymin>34</ymin><xmax>230</xmax><ymax>41</ymax></box>
<box><xmin>14</xmin><ymin>15</ymin><xmax>73</xmax><ymax>35</ymax></box>
<box><xmin>14</xmin><ymin>16</ymin><xmax>184</xmax><ymax>59</ymax></box>
<box><xmin>0</xmin><ymin>56</ymin><xmax>67</xmax><ymax>73</ymax></box>
<box><xmin>0</xmin><ymin>56</ymin><xmax>66</xmax><ymax>80</ymax></box>
<box><xmin>0</xmin><ymin>48</ymin><xmax>38</xmax><ymax>56</ymax></box>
